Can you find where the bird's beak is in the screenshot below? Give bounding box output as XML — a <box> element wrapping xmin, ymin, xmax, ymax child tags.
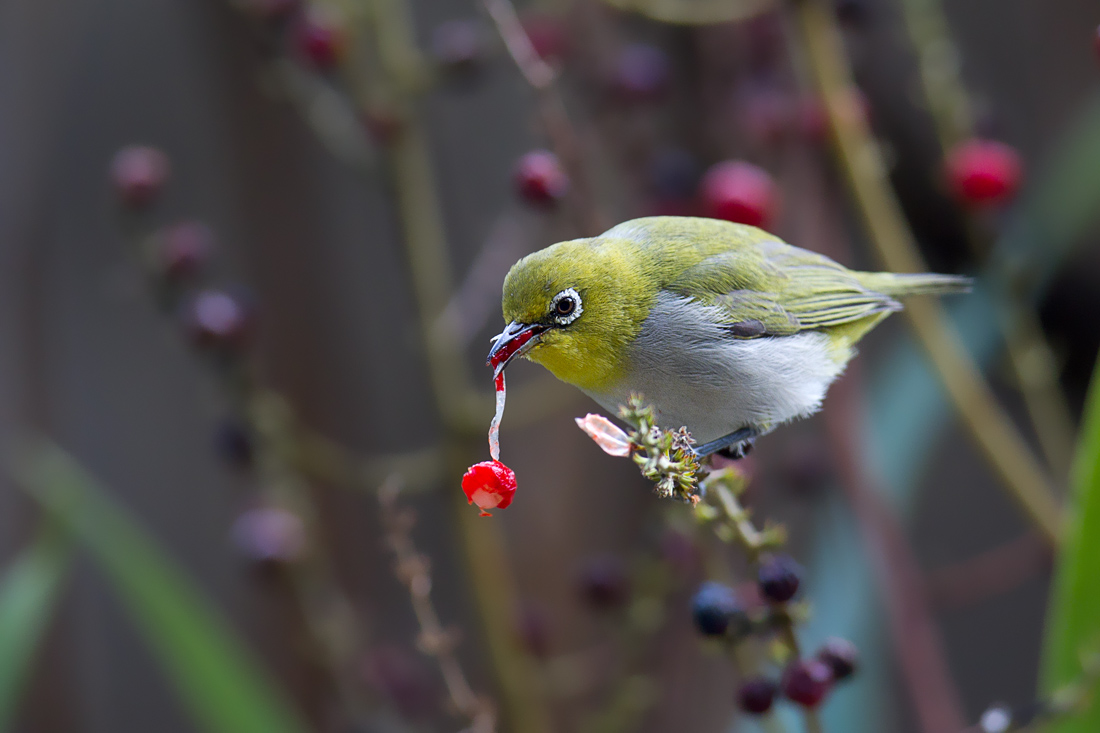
<box><xmin>487</xmin><ymin>321</ymin><xmax>549</xmax><ymax>378</ymax></box>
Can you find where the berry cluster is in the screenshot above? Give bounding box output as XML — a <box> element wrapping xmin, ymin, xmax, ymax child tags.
<box><xmin>690</xmin><ymin>562</ymin><xmax>858</xmax><ymax>716</ymax></box>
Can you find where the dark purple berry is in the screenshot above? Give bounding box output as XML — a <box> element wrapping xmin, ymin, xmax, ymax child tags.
<box><xmin>691</xmin><ymin>581</ymin><xmax>746</xmax><ymax>637</ymax></box>
<box><xmin>111</xmin><ymin>146</ymin><xmax>170</xmax><ymax>207</ymax></box>
<box><xmin>738</xmin><ymin>678</ymin><xmax>778</xmax><ymax>715</ymax></box>
<box><xmin>214</xmin><ymin>419</ymin><xmax>254</xmax><ymax>469</ymax></box>
<box><xmin>578</xmin><ymin>555</ymin><xmax>630</xmax><ymax>609</ymax></box>
<box><xmin>232</xmin><ymin>507</ymin><xmax>306</xmax><ymax>563</ymax></box>
<box><xmin>758</xmin><ymin>554</ymin><xmax>802</xmax><ymax>603</ymax></box>
<box><xmin>781</xmin><ymin>659</ymin><xmax>833</xmax><ymax>708</ymax></box>
<box><xmin>817</xmin><ymin>637</ymin><xmax>859</xmax><ymax>681</ymax></box>
<box><xmin>611</xmin><ymin>43</ymin><xmax>670</xmax><ymax>102</ymax></box>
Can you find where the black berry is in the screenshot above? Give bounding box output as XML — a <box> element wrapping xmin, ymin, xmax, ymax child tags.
<box><xmin>758</xmin><ymin>554</ymin><xmax>802</xmax><ymax>603</ymax></box>
<box><xmin>691</xmin><ymin>581</ymin><xmax>746</xmax><ymax>637</ymax></box>
<box><xmin>738</xmin><ymin>678</ymin><xmax>778</xmax><ymax>715</ymax></box>
<box><xmin>817</xmin><ymin>637</ymin><xmax>859</xmax><ymax>681</ymax></box>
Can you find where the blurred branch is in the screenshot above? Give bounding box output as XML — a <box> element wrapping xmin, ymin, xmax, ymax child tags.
<box><xmin>925</xmin><ymin>531</ymin><xmax>1051</xmax><ymax>611</ymax></box>
<box><xmin>597</xmin><ymin>0</ymin><xmax>775</xmax><ymax>25</ymax></box>
<box><xmin>378</xmin><ymin>478</ymin><xmax>496</xmax><ymax>733</ymax></box>
<box><xmin>367</xmin><ymin>2</ymin><xmax>555</xmax><ymax>731</ymax></box>
<box><xmin>896</xmin><ymin>0</ymin><xmax>1077</xmax><ymax>479</ymax></box>
<box><xmin>794</xmin><ymin>0</ymin><xmax>1064</xmax><ymax>546</ymax></box>
<box><xmin>482</xmin><ymin>0</ymin><xmax>609</xmax><ymax>236</ymax></box>
<box><xmin>824</xmin><ymin>370</ymin><xmax>968</xmax><ymax>733</ymax></box>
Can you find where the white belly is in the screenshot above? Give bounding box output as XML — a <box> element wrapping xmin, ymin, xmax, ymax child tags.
<box><xmin>583</xmin><ymin>293</ymin><xmax>848</xmax><ymax>443</ymax></box>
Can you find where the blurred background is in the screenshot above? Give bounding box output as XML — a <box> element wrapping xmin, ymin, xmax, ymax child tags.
<box><xmin>1</xmin><ymin>0</ymin><xmax>1100</xmax><ymax>732</ymax></box>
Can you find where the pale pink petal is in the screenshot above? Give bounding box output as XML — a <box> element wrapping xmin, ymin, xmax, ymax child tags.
<box><xmin>575</xmin><ymin>414</ymin><xmax>633</xmax><ymax>457</ymax></box>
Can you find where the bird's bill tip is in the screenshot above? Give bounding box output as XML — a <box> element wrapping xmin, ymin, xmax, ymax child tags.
<box><xmin>487</xmin><ymin>321</ymin><xmax>548</xmax><ymax>376</ymax></box>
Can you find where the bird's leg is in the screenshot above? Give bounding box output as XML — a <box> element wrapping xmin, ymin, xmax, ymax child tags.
<box><xmin>692</xmin><ymin>427</ymin><xmax>757</xmax><ymax>459</ymax></box>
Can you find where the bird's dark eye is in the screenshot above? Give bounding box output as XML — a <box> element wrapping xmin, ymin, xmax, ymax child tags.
<box><xmin>550</xmin><ymin>287</ymin><xmax>583</xmax><ymax>325</ymax></box>
<box><xmin>555</xmin><ymin>297</ymin><xmax>575</xmax><ymax>316</ymax></box>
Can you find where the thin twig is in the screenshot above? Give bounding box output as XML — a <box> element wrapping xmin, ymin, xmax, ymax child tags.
<box><xmin>481</xmin><ymin>0</ymin><xmax>609</xmax><ymax>236</ymax></box>
<box><xmin>793</xmin><ymin>0</ymin><xmax>1064</xmax><ymax>545</ymax></box>
<box><xmin>378</xmin><ymin>477</ymin><xmax>496</xmax><ymax>733</ymax></box>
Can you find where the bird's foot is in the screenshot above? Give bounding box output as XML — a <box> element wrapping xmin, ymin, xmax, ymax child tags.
<box><xmin>692</xmin><ymin>427</ymin><xmax>757</xmax><ymax>459</ymax></box>
<box><xmin>715</xmin><ymin>437</ymin><xmax>755</xmax><ymax>460</ymax></box>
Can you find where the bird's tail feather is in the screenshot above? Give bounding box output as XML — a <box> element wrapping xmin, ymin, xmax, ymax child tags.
<box><xmin>860</xmin><ymin>272</ymin><xmax>973</xmax><ymax>298</ymax></box>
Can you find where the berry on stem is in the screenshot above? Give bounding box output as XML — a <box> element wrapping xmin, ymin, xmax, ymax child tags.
<box><xmin>111</xmin><ymin>146</ymin><xmax>170</xmax><ymax>207</ymax></box>
<box><xmin>691</xmin><ymin>581</ymin><xmax>746</xmax><ymax>637</ymax></box>
<box><xmin>738</xmin><ymin>678</ymin><xmax>779</xmax><ymax>715</ymax></box>
<box><xmin>577</xmin><ymin>555</ymin><xmax>630</xmax><ymax>609</ymax></box>
<box><xmin>431</xmin><ymin>19</ymin><xmax>486</xmax><ymax>74</ymax></box>
<box><xmin>611</xmin><ymin>43</ymin><xmax>670</xmax><ymax>102</ymax></box>
<box><xmin>817</xmin><ymin>636</ymin><xmax>859</xmax><ymax>680</ymax></box>
<box><xmin>155</xmin><ymin>221</ymin><xmax>213</xmax><ymax>281</ymax></box>
<box><xmin>781</xmin><ymin>658</ymin><xmax>834</xmax><ymax>708</ymax></box>
<box><xmin>183</xmin><ymin>289</ymin><xmax>255</xmax><ymax>350</ymax></box>
<box><xmin>700</xmin><ymin>161</ymin><xmax>778</xmax><ymax>230</ymax></box>
<box><xmin>514</xmin><ymin>150</ymin><xmax>569</xmax><ymax>206</ymax></box>
<box><xmin>757</xmin><ymin>553</ymin><xmax>802</xmax><ymax>603</ymax></box>
<box><xmin>461</xmin><ymin>460</ymin><xmax>516</xmax><ymax>516</ymax></box>
<box><xmin>944</xmin><ymin>138</ymin><xmax>1022</xmax><ymax>207</ymax></box>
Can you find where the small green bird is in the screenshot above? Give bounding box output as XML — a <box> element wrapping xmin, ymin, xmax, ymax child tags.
<box><xmin>488</xmin><ymin>217</ymin><xmax>969</xmax><ymax>457</ymax></box>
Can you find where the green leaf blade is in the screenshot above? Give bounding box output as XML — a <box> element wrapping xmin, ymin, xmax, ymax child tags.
<box><xmin>16</xmin><ymin>443</ymin><xmax>311</xmax><ymax>733</ymax></box>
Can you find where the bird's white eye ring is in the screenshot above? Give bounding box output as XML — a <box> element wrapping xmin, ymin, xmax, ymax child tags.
<box><xmin>550</xmin><ymin>288</ymin><xmax>583</xmax><ymax>325</ymax></box>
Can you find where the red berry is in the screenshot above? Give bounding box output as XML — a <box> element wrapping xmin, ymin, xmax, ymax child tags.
<box><xmin>110</xmin><ymin>146</ymin><xmax>170</xmax><ymax>207</ymax></box>
<box><xmin>781</xmin><ymin>659</ymin><xmax>834</xmax><ymax>708</ymax></box>
<box><xmin>817</xmin><ymin>636</ymin><xmax>859</xmax><ymax>681</ymax></box>
<box><xmin>738</xmin><ymin>678</ymin><xmax>779</xmax><ymax>715</ymax></box>
<box><xmin>183</xmin><ymin>289</ymin><xmax>255</xmax><ymax>349</ymax></box>
<box><xmin>521</xmin><ymin>11</ymin><xmax>568</xmax><ymax>62</ymax></box>
<box><xmin>155</xmin><ymin>221</ymin><xmax>213</xmax><ymax>281</ymax></box>
<box><xmin>461</xmin><ymin>460</ymin><xmax>517</xmax><ymax>516</ymax></box>
<box><xmin>612</xmin><ymin>43</ymin><xmax>670</xmax><ymax>102</ymax></box>
<box><xmin>514</xmin><ymin>150</ymin><xmax>569</xmax><ymax>205</ymax></box>
<box><xmin>944</xmin><ymin>138</ymin><xmax>1022</xmax><ymax>207</ymax></box>
<box><xmin>295</xmin><ymin>9</ymin><xmax>344</xmax><ymax>69</ymax></box>
<box><xmin>757</xmin><ymin>553</ymin><xmax>802</xmax><ymax>603</ymax></box>
<box><xmin>701</xmin><ymin>161</ymin><xmax>779</xmax><ymax>229</ymax></box>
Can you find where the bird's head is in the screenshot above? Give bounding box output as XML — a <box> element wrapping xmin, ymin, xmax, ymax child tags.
<box><xmin>488</xmin><ymin>237</ymin><xmax>651</xmax><ymax>392</ymax></box>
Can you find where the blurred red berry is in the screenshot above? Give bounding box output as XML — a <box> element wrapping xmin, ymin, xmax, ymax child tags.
<box><xmin>701</xmin><ymin>161</ymin><xmax>778</xmax><ymax>229</ymax></box>
<box><xmin>462</xmin><ymin>460</ymin><xmax>516</xmax><ymax>516</ymax></box>
<box><xmin>577</xmin><ymin>555</ymin><xmax>630</xmax><ymax>609</ymax></box>
<box><xmin>232</xmin><ymin>507</ymin><xmax>306</xmax><ymax>563</ymax></box>
<box><xmin>183</xmin><ymin>289</ymin><xmax>255</xmax><ymax>349</ymax></box>
<box><xmin>738</xmin><ymin>678</ymin><xmax>779</xmax><ymax>715</ymax></box>
<box><xmin>155</xmin><ymin>221</ymin><xmax>213</xmax><ymax>281</ymax></box>
<box><xmin>945</xmin><ymin>138</ymin><xmax>1022</xmax><ymax>207</ymax></box>
<box><xmin>612</xmin><ymin>43</ymin><xmax>670</xmax><ymax>102</ymax></box>
<box><xmin>521</xmin><ymin>11</ymin><xmax>568</xmax><ymax>62</ymax></box>
<box><xmin>817</xmin><ymin>636</ymin><xmax>859</xmax><ymax>681</ymax></box>
<box><xmin>431</xmin><ymin>19</ymin><xmax>486</xmax><ymax>73</ymax></box>
<box><xmin>782</xmin><ymin>659</ymin><xmax>834</xmax><ymax>708</ymax></box>
<box><xmin>514</xmin><ymin>150</ymin><xmax>569</xmax><ymax>205</ymax></box>
<box><xmin>294</xmin><ymin>9</ymin><xmax>345</xmax><ymax>69</ymax></box>
<box><xmin>110</xmin><ymin>145</ymin><xmax>170</xmax><ymax>207</ymax></box>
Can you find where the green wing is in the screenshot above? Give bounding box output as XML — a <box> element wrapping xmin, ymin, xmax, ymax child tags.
<box><xmin>666</xmin><ymin>232</ymin><xmax>901</xmax><ymax>339</ymax></box>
